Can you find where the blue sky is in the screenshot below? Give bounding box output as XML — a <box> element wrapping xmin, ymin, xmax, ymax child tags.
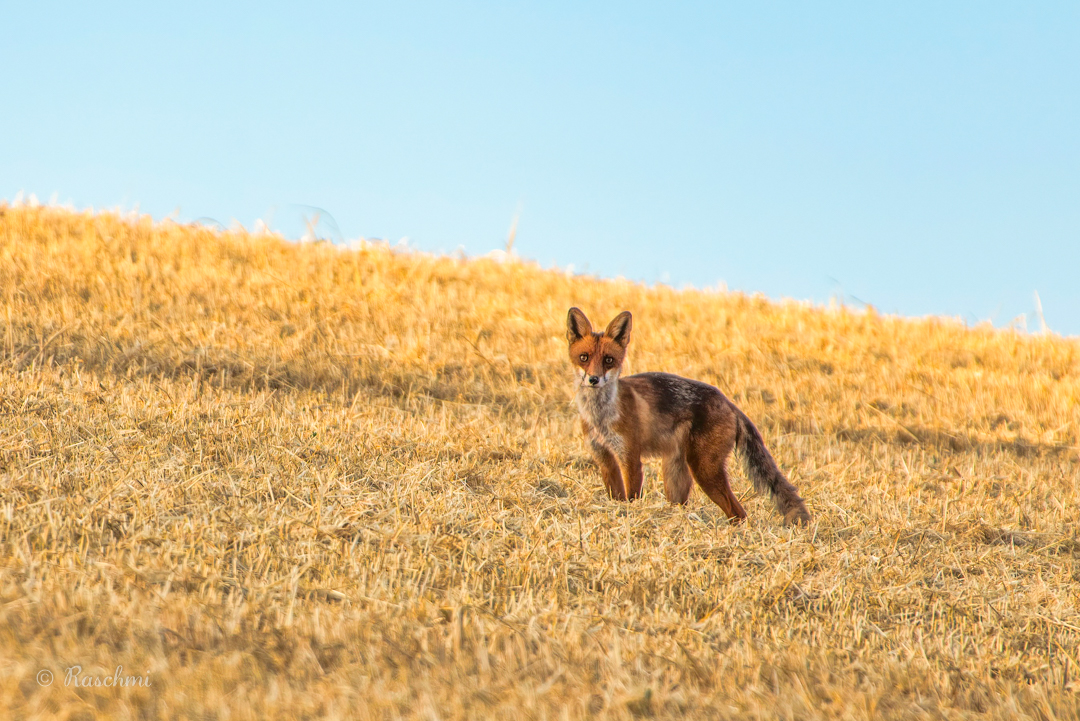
<box><xmin>4</xmin><ymin>2</ymin><xmax>1079</xmax><ymax>333</ymax></box>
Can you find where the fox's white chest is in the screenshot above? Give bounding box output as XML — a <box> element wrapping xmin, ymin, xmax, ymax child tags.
<box><xmin>575</xmin><ymin>384</ymin><xmax>625</xmax><ymax>457</ymax></box>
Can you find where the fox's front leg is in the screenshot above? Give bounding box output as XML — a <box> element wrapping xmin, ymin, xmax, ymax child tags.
<box><xmin>583</xmin><ymin>423</ymin><xmax>627</xmax><ymax>500</ymax></box>
<box><xmin>593</xmin><ymin>443</ymin><xmax>628</xmax><ymax>501</ymax></box>
<box><xmin>622</xmin><ymin>452</ymin><xmax>644</xmax><ymax>500</ymax></box>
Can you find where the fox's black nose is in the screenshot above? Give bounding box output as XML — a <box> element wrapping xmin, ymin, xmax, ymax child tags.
<box><xmin>588</xmin><ymin>375</ymin><xmax>600</xmax><ymax>386</ymax></box>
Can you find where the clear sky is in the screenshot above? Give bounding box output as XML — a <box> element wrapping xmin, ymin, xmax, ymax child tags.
<box><xmin>4</xmin><ymin>2</ymin><xmax>1079</xmax><ymax>334</ymax></box>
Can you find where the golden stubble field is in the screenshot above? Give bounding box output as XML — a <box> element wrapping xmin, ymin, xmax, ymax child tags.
<box><xmin>1</xmin><ymin>205</ymin><xmax>1079</xmax><ymax>720</ymax></box>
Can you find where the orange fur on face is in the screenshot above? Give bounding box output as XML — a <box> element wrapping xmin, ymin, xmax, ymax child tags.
<box><xmin>568</xmin><ymin>335</ymin><xmax>626</xmax><ymax>384</ymax></box>
<box><xmin>566</xmin><ymin>308</ymin><xmax>631</xmax><ymax>388</ymax></box>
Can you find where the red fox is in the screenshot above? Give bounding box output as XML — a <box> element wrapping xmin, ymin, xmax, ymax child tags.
<box><xmin>566</xmin><ymin>307</ymin><xmax>810</xmax><ymax>525</ymax></box>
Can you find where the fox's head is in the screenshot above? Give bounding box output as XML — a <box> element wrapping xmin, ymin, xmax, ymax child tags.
<box><xmin>566</xmin><ymin>308</ymin><xmax>632</xmax><ymax>389</ymax></box>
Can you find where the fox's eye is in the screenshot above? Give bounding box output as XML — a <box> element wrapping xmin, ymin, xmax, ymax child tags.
<box><xmin>579</xmin><ymin>353</ymin><xmax>589</xmax><ymax>363</ymax></box>
<box><xmin>604</xmin><ymin>356</ymin><xmax>615</xmax><ymax>366</ymax></box>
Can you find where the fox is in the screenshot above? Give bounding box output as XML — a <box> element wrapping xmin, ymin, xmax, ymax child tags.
<box><xmin>566</xmin><ymin>307</ymin><xmax>810</xmax><ymax>525</ymax></box>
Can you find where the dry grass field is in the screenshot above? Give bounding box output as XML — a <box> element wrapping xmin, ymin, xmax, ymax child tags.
<box><xmin>1</xmin><ymin>204</ymin><xmax>1079</xmax><ymax>720</ymax></box>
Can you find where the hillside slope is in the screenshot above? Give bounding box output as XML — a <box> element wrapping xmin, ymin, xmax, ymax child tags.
<box><xmin>2</xmin><ymin>205</ymin><xmax>1079</xmax><ymax>719</ymax></box>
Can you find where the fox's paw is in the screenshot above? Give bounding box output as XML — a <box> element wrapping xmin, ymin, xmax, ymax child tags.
<box><xmin>783</xmin><ymin>506</ymin><xmax>811</xmax><ymax>526</ymax></box>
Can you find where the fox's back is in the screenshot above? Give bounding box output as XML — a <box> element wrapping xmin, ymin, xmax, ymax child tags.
<box><xmin>621</xmin><ymin>372</ymin><xmax>727</xmax><ymax>414</ymax></box>
<box><xmin>617</xmin><ymin>372</ymin><xmax>735</xmax><ymax>455</ymax></box>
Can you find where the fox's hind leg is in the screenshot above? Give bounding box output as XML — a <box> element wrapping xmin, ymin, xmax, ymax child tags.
<box><xmin>689</xmin><ymin>453</ymin><xmax>746</xmax><ymax>522</ymax></box>
<box><xmin>662</xmin><ymin>454</ymin><xmax>693</xmax><ymax>504</ymax></box>
<box><xmin>687</xmin><ymin>419</ymin><xmax>747</xmax><ymax>523</ymax></box>
<box><xmin>662</xmin><ymin>424</ymin><xmax>693</xmax><ymax>504</ymax></box>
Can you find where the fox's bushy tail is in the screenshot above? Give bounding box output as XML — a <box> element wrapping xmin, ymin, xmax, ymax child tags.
<box><xmin>734</xmin><ymin>408</ymin><xmax>811</xmax><ymax>525</ymax></box>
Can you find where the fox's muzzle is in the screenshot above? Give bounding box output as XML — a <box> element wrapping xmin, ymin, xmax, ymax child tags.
<box><xmin>588</xmin><ymin>375</ymin><xmax>600</xmax><ymax>386</ymax></box>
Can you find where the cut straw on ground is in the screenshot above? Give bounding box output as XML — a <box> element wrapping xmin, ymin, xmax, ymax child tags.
<box><xmin>1</xmin><ymin>205</ymin><xmax>1079</xmax><ymax>719</ymax></box>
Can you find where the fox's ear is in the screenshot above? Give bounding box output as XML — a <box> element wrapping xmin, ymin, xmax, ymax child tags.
<box><xmin>566</xmin><ymin>307</ymin><xmax>593</xmax><ymax>343</ymax></box>
<box><xmin>604</xmin><ymin>311</ymin><xmax>632</xmax><ymax>347</ymax></box>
